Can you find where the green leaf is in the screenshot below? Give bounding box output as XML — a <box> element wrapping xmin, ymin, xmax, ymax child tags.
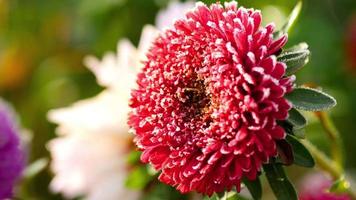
<box><xmin>204</xmin><ymin>191</ymin><xmax>239</xmax><ymax>200</ymax></box>
<box><xmin>274</xmin><ymin>1</ymin><xmax>302</xmax><ymax>37</ymax></box>
<box><xmin>292</xmin><ymin>128</ymin><xmax>306</xmax><ymax>139</ymax></box>
<box><xmin>243</xmin><ymin>177</ymin><xmax>262</xmax><ymax>200</ymax></box>
<box><xmin>222</xmin><ymin>191</ymin><xmax>239</xmax><ymax>200</ymax></box>
<box><xmin>23</xmin><ymin>158</ymin><xmax>48</xmax><ymax>179</ymax></box>
<box><xmin>276</xmin><ymin>140</ymin><xmax>294</xmax><ymax>166</ymax></box>
<box><xmin>278</xmin><ymin>43</ymin><xmax>310</xmax><ymax>75</ymax></box>
<box><xmin>203</xmin><ymin>194</ymin><xmax>219</xmax><ymax>200</ymax></box>
<box><xmin>127</xmin><ymin>150</ymin><xmax>141</xmax><ymax>165</ymax></box>
<box><xmin>286</xmin><ymin>135</ymin><xmax>315</xmax><ymax>168</ymax></box>
<box><xmin>330</xmin><ymin>177</ymin><xmax>352</xmax><ymax>194</ymax></box>
<box><xmin>279</xmin><ymin>119</ymin><xmax>305</xmax><ymax>138</ymax></box>
<box><xmin>263</xmin><ymin>163</ymin><xmax>298</xmax><ymax>200</ymax></box>
<box><xmin>125</xmin><ymin>166</ymin><xmax>153</xmax><ymax>189</ymax></box>
<box><xmin>142</xmin><ymin>182</ymin><xmax>188</xmax><ymax>200</ymax></box>
<box><xmin>286</xmin><ymin>108</ymin><xmax>307</xmax><ymax>130</ymax></box>
<box><xmin>285</xmin><ymin>87</ymin><xmax>337</xmax><ymax>111</ymax></box>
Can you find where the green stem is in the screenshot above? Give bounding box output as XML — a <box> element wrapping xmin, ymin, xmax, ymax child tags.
<box><xmin>301</xmin><ymin>140</ymin><xmax>340</xmax><ymax>179</ymax></box>
<box><xmin>301</xmin><ymin>140</ymin><xmax>356</xmax><ymax>199</ymax></box>
<box><xmin>315</xmin><ymin>111</ymin><xmax>344</xmax><ymax>170</ymax></box>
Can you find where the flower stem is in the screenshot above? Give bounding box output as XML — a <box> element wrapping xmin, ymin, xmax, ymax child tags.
<box><xmin>301</xmin><ymin>139</ymin><xmax>356</xmax><ymax>199</ymax></box>
<box><xmin>314</xmin><ymin>111</ymin><xmax>344</xmax><ymax>170</ymax></box>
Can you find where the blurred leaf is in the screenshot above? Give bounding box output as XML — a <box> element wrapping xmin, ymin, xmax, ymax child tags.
<box><xmin>203</xmin><ymin>194</ymin><xmax>219</xmax><ymax>200</ymax></box>
<box><xmin>127</xmin><ymin>150</ymin><xmax>141</xmax><ymax>165</ymax></box>
<box><xmin>286</xmin><ymin>135</ymin><xmax>315</xmax><ymax>168</ymax></box>
<box><xmin>125</xmin><ymin>166</ymin><xmax>153</xmax><ymax>189</ymax></box>
<box><xmin>243</xmin><ymin>177</ymin><xmax>262</xmax><ymax>200</ymax></box>
<box><xmin>221</xmin><ymin>192</ymin><xmax>239</xmax><ymax>200</ymax></box>
<box><xmin>147</xmin><ymin>165</ymin><xmax>159</xmax><ymax>176</ymax></box>
<box><xmin>330</xmin><ymin>177</ymin><xmax>352</xmax><ymax>194</ymax></box>
<box><xmin>286</xmin><ymin>87</ymin><xmax>337</xmax><ymax>111</ymax></box>
<box><xmin>143</xmin><ymin>182</ymin><xmax>188</xmax><ymax>200</ymax></box>
<box><xmin>204</xmin><ymin>192</ymin><xmax>239</xmax><ymax>200</ymax></box>
<box><xmin>274</xmin><ymin>1</ymin><xmax>302</xmax><ymax>37</ymax></box>
<box><xmin>278</xmin><ymin>43</ymin><xmax>310</xmax><ymax>75</ymax></box>
<box><xmin>23</xmin><ymin>158</ymin><xmax>48</xmax><ymax>179</ymax></box>
<box><xmin>79</xmin><ymin>0</ymin><xmax>127</xmax><ymax>16</ymax></box>
<box><xmin>292</xmin><ymin>128</ymin><xmax>305</xmax><ymax>139</ymax></box>
<box><xmin>286</xmin><ymin>108</ymin><xmax>307</xmax><ymax>130</ymax></box>
<box><xmin>263</xmin><ymin>162</ymin><xmax>298</xmax><ymax>200</ymax></box>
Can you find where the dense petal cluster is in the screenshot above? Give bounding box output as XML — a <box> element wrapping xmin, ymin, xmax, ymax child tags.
<box><xmin>129</xmin><ymin>1</ymin><xmax>294</xmax><ymax>195</ymax></box>
<box><xmin>0</xmin><ymin>99</ymin><xmax>24</xmax><ymax>199</ymax></box>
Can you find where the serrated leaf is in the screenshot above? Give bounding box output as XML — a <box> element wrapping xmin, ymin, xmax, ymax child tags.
<box><xmin>286</xmin><ymin>108</ymin><xmax>307</xmax><ymax>129</ymax></box>
<box><xmin>274</xmin><ymin>1</ymin><xmax>302</xmax><ymax>37</ymax></box>
<box><xmin>278</xmin><ymin>44</ymin><xmax>310</xmax><ymax>75</ymax></box>
<box><xmin>286</xmin><ymin>135</ymin><xmax>315</xmax><ymax>168</ymax></box>
<box><xmin>263</xmin><ymin>163</ymin><xmax>298</xmax><ymax>200</ymax></box>
<box><xmin>243</xmin><ymin>177</ymin><xmax>262</xmax><ymax>200</ymax></box>
<box><xmin>285</xmin><ymin>87</ymin><xmax>337</xmax><ymax>111</ymax></box>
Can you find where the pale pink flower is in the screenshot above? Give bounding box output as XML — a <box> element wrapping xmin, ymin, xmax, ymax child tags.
<box><xmin>155</xmin><ymin>0</ymin><xmax>195</xmax><ymax>30</ymax></box>
<box><xmin>47</xmin><ymin>25</ymin><xmax>158</xmax><ymax>200</ymax></box>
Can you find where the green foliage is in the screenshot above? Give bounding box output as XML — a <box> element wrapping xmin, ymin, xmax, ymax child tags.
<box><xmin>274</xmin><ymin>1</ymin><xmax>302</xmax><ymax>37</ymax></box>
<box><xmin>142</xmin><ymin>182</ymin><xmax>188</xmax><ymax>200</ymax></box>
<box><xmin>329</xmin><ymin>177</ymin><xmax>353</xmax><ymax>195</ymax></box>
<box><xmin>286</xmin><ymin>135</ymin><xmax>315</xmax><ymax>168</ymax></box>
<box><xmin>125</xmin><ymin>166</ymin><xmax>154</xmax><ymax>190</ymax></box>
<box><xmin>127</xmin><ymin>150</ymin><xmax>142</xmax><ymax>165</ymax></box>
<box><xmin>278</xmin><ymin>43</ymin><xmax>310</xmax><ymax>75</ymax></box>
<box><xmin>23</xmin><ymin>158</ymin><xmax>49</xmax><ymax>179</ymax></box>
<box><xmin>263</xmin><ymin>163</ymin><xmax>298</xmax><ymax>200</ymax></box>
<box><xmin>286</xmin><ymin>87</ymin><xmax>337</xmax><ymax>111</ymax></box>
<box><xmin>276</xmin><ymin>139</ymin><xmax>294</xmax><ymax>166</ymax></box>
<box><xmin>203</xmin><ymin>193</ymin><xmax>219</xmax><ymax>200</ymax></box>
<box><xmin>203</xmin><ymin>192</ymin><xmax>240</xmax><ymax>200</ymax></box>
<box><xmin>286</xmin><ymin>108</ymin><xmax>307</xmax><ymax>130</ymax></box>
<box><xmin>243</xmin><ymin>178</ymin><xmax>262</xmax><ymax>200</ymax></box>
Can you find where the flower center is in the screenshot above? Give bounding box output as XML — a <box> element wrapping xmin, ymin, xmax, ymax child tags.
<box><xmin>178</xmin><ymin>79</ymin><xmax>213</xmax><ymax>125</ymax></box>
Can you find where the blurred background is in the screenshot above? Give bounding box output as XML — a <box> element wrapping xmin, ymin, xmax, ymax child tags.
<box><xmin>0</xmin><ymin>0</ymin><xmax>355</xmax><ymax>199</ymax></box>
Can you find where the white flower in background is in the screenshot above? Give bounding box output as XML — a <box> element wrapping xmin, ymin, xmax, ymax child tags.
<box><xmin>47</xmin><ymin>25</ymin><xmax>159</xmax><ymax>200</ymax></box>
<box><xmin>47</xmin><ymin>1</ymin><xmax>195</xmax><ymax>199</ymax></box>
<box><xmin>155</xmin><ymin>0</ymin><xmax>195</xmax><ymax>30</ymax></box>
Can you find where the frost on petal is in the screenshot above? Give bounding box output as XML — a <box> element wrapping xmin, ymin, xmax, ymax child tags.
<box><xmin>129</xmin><ymin>1</ymin><xmax>294</xmax><ymax>195</ymax></box>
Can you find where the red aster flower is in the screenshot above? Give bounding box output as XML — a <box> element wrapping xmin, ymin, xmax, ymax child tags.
<box><xmin>129</xmin><ymin>1</ymin><xmax>294</xmax><ymax>196</ymax></box>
